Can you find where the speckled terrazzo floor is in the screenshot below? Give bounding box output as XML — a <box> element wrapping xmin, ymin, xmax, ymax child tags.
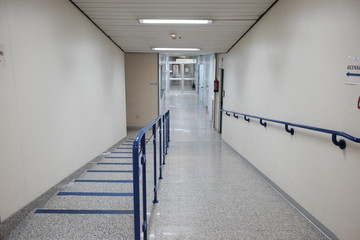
<box><xmin>5</xmin><ymin>92</ymin><xmax>329</xmax><ymax>240</ymax></box>
<box><xmin>6</xmin><ymin>142</ymin><xmax>136</xmax><ymax>240</ymax></box>
<box><xmin>148</xmin><ymin>93</ymin><xmax>329</xmax><ymax>240</ymax></box>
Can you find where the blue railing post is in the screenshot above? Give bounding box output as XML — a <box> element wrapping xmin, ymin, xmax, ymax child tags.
<box><xmin>158</xmin><ymin>119</ymin><xmax>163</xmax><ymax>180</ymax></box>
<box><xmin>167</xmin><ymin>112</ymin><xmax>170</xmax><ymax>150</ymax></box>
<box><xmin>168</xmin><ymin>112</ymin><xmax>171</xmax><ymax>147</ymax></box>
<box><xmin>132</xmin><ymin>138</ymin><xmax>141</xmax><ymax>240</ymax></box>
<box><xmin>162</xmin><ymin>116</ymin><xmax>166</xmax><ymax>165</ymax></box>
<box><xmin>152</xmin><ymin>125</ymin><xmax>158</xmax><ymax>203</ymax></box>
<box><xmin>165</xmin><ymin>114</ymin><xmax>167</xmax><ymax>154</ymax></box>
<box><xmin>140</xmin><ymin>135</ymin><xmax>148</xmax><ymax>240</ymax></box>
<box><xmin>164</xmin><ymin>114</ymin><xmax>170</xmax><ymax>155</ymax></box>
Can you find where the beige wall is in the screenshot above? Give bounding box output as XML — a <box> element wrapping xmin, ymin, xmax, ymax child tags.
<box><xmin>222</xmin><ymin>0</ymin><xmax>360</xmax><ymax>239</ymax></box>
<box><xmin>125</xmin><ymin>53</ymin><xmax>158</xmax><ymax>127</ymax></box>
<box><xmin>0</xmin><ymin>0</ymin><xmax>127</xmax><ymax>222</ymax></box>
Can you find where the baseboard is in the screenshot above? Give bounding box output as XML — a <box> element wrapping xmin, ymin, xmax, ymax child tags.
<box><xmin>222</xmin><ymin>140</ymin><xmax>339</xmax><ymax>240</ymax></box>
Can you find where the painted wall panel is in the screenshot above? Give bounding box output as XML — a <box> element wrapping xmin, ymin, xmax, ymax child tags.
<box><xmin>222</xmin><ymin>1</ymin><xmax>360</xmax><ymax>239</ymax></box>
<box><xmin>125</xmin><ymin>53</ymin><xmax>158</xmax><ymax>127</ymax></box>
<box><xmin>0</xmin><ymin>0</ymin><xmax>126</xmax><ymax>221</ymax></box>
<box><xmin>0</xmin><ymin>0</ymin><xmax>27</xmax><ymax>222</ymax></box>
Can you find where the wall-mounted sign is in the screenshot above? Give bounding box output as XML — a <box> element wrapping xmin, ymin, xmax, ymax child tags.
<box><xmin>0</xmin><ymin>44</ymin><xmax>5</xmax><ymax>68</ymax></box>
<box><xmin>345</xmin><ymin>56</ymin><xmax>360</xmax><ymax>85</ymax></box>
<box><xmin>176</xmin><ymin>59</ymin><xmax>197</xmax><ymax>64</ymax></box>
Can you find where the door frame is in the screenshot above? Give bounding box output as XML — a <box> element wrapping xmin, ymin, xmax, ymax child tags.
<box><xmin>219</xmin><ymin>69</ymin><xmax>224</xmax><ymax>133</ymax></box>
<box><xmin>168</xmin><ymin>62</ymin><xmax>197</xmax><ymax>93</ymax></box>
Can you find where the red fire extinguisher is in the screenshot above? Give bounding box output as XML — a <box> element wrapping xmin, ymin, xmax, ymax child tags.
<box><xmin>214</xmin><ymin>79</ymin><xmax>219</xmax><ymax>92</ymax></box>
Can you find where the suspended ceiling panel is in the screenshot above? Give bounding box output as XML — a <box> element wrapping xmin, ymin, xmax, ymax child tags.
<box><xmin>72</xmin><ymin>0</ymin><xmax>277</xmax><ymax>54</ymax></box>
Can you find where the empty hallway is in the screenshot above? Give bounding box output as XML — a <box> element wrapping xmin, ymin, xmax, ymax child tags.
<box><xmin>4</xmin><ymin>93</ymin><xmax>329</xmax><ymax>240</ymax></box>
<box><xmin>1</xmin><ymin>1</ymin><xmax>360</xmax><ymax>240</ymax></box>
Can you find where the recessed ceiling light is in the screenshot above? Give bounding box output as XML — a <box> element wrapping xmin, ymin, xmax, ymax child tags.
<box><xmin>152</xmin><ymin>48</ymin><xmax>200</xmax><ymax>51</ymax></box>
<box><xmin>139</xmin><ymin>19</ymin><xmax>213</xmax><ymax>24</ymax></box>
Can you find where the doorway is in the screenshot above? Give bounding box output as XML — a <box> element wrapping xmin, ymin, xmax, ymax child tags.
<box><xmin>169</xmin><ymin>62</ymin><xmax>197</xmax><ymax>92</ymax></box>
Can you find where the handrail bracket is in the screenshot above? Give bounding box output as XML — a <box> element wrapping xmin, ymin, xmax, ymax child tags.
<box><xmin>332</xmin><ymin>134</ymin><xmax>346</xmax><ymax>150</ymax></box>
<box><xmin>260</xmin><ymin>119</ymin><xmax>267</xmax><ymax>127</ymax></box>
<box><xmin>285</xmin><ymin>124</ymin><xmax>294</xmax><ymax>135</ymax></box>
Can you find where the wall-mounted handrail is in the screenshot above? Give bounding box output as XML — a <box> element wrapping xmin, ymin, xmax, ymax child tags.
<box><xmin>132</xmin><ymin>110</ymin><xmax>170</xmax><ymax>240</ymax></box>
<box><xmin>222</xmin><ymin>109</ymin><xmax>360</xmax><ymax>150</ymax></box>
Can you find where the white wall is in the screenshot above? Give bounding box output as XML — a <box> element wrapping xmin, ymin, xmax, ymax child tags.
<box><xmin>0</xmin><ymin>0</ymin><xmax>127</xmax><ymax>222</ymax></box>
<box><xmin>222</xmin><ymin>1</ymin><xmax>360</xmax><ymax>239</ymax></box>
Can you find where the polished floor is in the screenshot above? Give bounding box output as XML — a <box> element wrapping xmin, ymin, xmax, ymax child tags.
<box><xmin>4</xmin><ymin>93</ymin><xmax>329</xmax><ymax>240</ymax></box>
<box><xmin>149</xmin><ymin>92</ymin><xmax>328</xmax><ymax>240</ymax></box>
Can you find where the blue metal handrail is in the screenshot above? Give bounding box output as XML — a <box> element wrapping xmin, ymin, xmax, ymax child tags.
<box><xmin>222</xmin><ymin>109</ymin><xmax>360</xmax><ymax>150</ymax></box>
<box><xmin>132</xmin><ymin>110</ymin><xmax>170</xmax><ymax>240</ymax></box>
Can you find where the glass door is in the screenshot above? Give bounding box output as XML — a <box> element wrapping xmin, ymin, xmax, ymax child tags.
<box><xmin>183</xmin><ymin>63</ymin><xmax>196</xmax><ymax>92</ymax></box>
<box><xmin>169</xmin><ymin>63</ymin><xmax>182</xmax><ymax>91</ymax></box>
<box><xmin>169</xmin><ymin>62</ymin><xmax>197</xmax><ymax>92</ymax></box>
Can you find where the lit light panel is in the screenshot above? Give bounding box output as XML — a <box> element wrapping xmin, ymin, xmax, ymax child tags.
<box><xmin>152</xmin><ymin>48</ymin><xmax>201</xmax><ymax>51</ymax></box>
<box><xmin>139</xmin><ymin>19</ymin><xmax>213</xmax><ymax>24</ymax></box>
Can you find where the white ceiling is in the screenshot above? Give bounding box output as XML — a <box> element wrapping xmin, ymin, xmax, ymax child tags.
<box><xmin>72</xmin><ymin>0</ymin><xmax>277</xmax><ymax>54</ymax></box>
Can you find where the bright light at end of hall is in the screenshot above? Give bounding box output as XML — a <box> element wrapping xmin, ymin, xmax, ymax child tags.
<box><xmin>152</xmin><ymin>48</ymin><xmax>200</xmax><ymax>51</ymax></box>
<box><xmin>139</xmin><ymin>19</ymin><xmax>213</xmax><ymax>24</ymax></box>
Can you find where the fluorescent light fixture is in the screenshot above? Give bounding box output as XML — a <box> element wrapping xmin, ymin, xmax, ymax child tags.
<box><xmin>139</xmin><ymin>19</ymin><xmax>212</xmax><ymax>24</ymax></box>
<box><xmin>152</xmin><ymin>48</ymin><xmax>200</xmax><ymax>51</ymax></box>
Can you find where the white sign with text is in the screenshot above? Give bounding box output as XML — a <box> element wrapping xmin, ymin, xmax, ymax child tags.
<box><xmin>345</xmin><ymin>55</ymin><xmax>360</xmax><ymax>85</ymax></box>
